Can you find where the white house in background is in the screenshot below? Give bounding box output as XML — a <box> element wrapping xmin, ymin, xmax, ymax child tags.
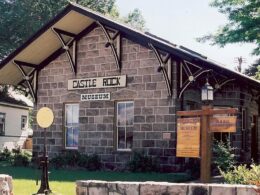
<box><xmin>0</xmin><ymin>93</ymin><xmax>33</xmax><ymax>150</ymax></box>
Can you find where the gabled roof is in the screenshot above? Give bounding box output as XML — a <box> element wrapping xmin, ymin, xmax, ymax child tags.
<box><xmin>0</xmin><ymin>91</ymin><xmax>31</xmax><ymax>109</ymax></box>
<box><xmin>0</xmin><ymin>2</ymin><xmax>259</xmax><ymax>89</ymax></box>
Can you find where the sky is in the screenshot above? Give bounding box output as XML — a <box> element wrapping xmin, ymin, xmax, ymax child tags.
<box><xmin>116</xmin><ymin>0</ymin><xmax>258</xmax><ymax>71</ymax></box>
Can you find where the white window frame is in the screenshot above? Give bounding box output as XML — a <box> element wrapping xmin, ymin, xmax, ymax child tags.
<box><xmin>116</xmin><ymin>101</ymin><xmax>134</xmax><ymax>151</ymax></box>
<box><xmin>64</xmin><ymin>103</ymin><xmax>79</xmax><ymax>150</ymax></box>
<box><xmin>21</xmin><ymin>115</ymin><xmax>27</xmax><ymax>130</ymax></box>
<box><xmin>0</xmin><ymin>113</ymin><xmax>5</xmax><ymax>136</ymax></box>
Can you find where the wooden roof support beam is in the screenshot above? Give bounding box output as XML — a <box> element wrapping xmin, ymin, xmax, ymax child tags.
<box><xmin>52</xmin><ymin>27</ymin><xmax>77</xmax><ymax>74</ymax></box>
<box><xmin>178</xmin><ymin>68</ymin><xmax>212</xmax><ymax>98</ymax></box>
<box><xmin>149</xmin><ymin>43</ymin><xmax>172</xmax><ymax>97</ymax></box>
<box><xmin>96</xmin><ymin>21</ymin><xmax>121</xmax><ymax>71</ymax></box>
<box><xmin>179</xmin><ymin>60</ymin><xmax>203</xmax><ymax>89</ymax></box>
<box><xmin>214</xmin><ymin>78</ymin><xmax>235</xmax><ymax>92</ymax></box>
<box><xmin>12</xmin><ymin>60</ymin><xmax>38</xmax><ymax>103</ymax></box>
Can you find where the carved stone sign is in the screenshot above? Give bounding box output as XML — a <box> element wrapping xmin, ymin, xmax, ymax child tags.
<box><xmin>210</xmin><ymin>116</ymin><xmax>237</xmax><ymax>132</ymax></box>
<box><xmin>176</xmin><ymin>117</ymin><xmax>200</xmax><ymax>158</ymax></box>
<box><xmin>81</xmin><ymin>93</ymin><xmax>111</xmax><ymax>101</ymax></box>
<box><xmin>68</xmin><ymin>75</ymin><xmax>126</xmax><ymax>90</ymax></box>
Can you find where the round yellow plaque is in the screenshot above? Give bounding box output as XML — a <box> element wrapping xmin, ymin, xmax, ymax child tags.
<box><xmin>36</xmin><ymin>107</ymin><xmax>54</xmax><ymax>128</ymax></box>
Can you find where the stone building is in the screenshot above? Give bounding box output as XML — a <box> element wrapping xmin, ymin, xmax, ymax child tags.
<box><xmin>0</xmin><ymin>3</ymin><xmax>259</xmax><ymax>171</ymax></box>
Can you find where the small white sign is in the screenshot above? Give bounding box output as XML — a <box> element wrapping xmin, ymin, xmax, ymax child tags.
<box><xmin>81</xmin><ymin>93</ymin><xmax>111</xmax><ymax>101</ymax></box>
<box><xmin>68</xmin><ymin>75</ymin><xmax>126</xmax><ymax>90</ymax></box>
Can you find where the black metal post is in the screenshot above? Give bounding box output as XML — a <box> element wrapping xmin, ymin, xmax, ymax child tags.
<box><xmin>37</xmin><ymin>128</ymin><xmax>51</xmax><ymax>194</ymax></box>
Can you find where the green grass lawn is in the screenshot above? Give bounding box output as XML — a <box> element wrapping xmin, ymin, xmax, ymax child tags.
<box><xmin>0</xmin><ymin>163</ymin><xmax>191</xmax><ymax>195</ymax></box>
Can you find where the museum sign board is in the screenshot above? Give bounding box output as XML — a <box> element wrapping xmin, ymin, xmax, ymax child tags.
<box><xmin>176</xmin><ymin>117</ymin><xmax>200</xmax><ymax>158</ymax></box>
<box><xmin>81</xmin><ymin>93</ymin><xmax>111</xmax><ymax>101</ymax></box>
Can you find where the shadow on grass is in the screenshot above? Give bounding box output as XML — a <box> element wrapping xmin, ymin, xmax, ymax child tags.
<box><xmin>0</xmin><ymin>162</ymin><xmax>191</xmax><ymax>183</ymax></box>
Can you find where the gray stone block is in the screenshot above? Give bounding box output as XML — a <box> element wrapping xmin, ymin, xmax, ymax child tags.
<box><xmin>210</xmin><ymin>184</ymin><xmax>236</xmax><ymax>195</ymax></box>
<box><xmin>108</xmin><ymin>182</ymin><xmax>139</xmax><ymax>195</ymax></box>
<box><xmin>140</xmin><ymin>182</ymin><xmax>187</xmax><ymax>195</ymax></box>
<box><xmin>188</xmin><ymin>184</ymin><xmax>209</xmax><ymax>195</ymax></box>
<box><xmin>141</xmin><ymin>124</ymin><xmax>153</xmax><ymax>131</ymax></box>
<box><xmin>134</xmin><ymin>116</ymin><xmax>145</xmax><ymax>123</ymax></box>
<box><xmin>236</xmin><ymin>184</ymin><xmax>259</xmax><ymax>195</ymax></box>
<box><xmin>142</xmin><ymin>140</ymin><xmax>154</xmax><ymax>147</ymax></box>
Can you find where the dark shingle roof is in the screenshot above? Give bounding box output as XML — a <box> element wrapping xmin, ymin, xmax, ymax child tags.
<box><xmin>0</xmin><ymin>91</ymin><xmax>30</xmax><ymax>108</ymax></box>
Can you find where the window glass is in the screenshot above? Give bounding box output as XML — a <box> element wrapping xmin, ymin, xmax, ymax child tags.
<box><xmin>21</xmin><ymin>115</ymin><xmax>27</xmax><ymax>129</ymax></box>
<box><xmin>116</xmin><ymin>102</ymin><xmax>134</xmax><ymax>150</ymax></box>
<box><xmin>0</xmin><ymin>113</ymin><xmax>5</xmax><ymax>136</ymax></box>
<box><xmin>213</xmin><ymin>106</ymin><xmax>232</xmax><ymax>143</ymax></box>
<box><xmin>118</xmin><ymin>103</ymin><xmax>126</xmax><ymax>126</ymax></box>
<box><xmin>242</xmin><ymin>108</ymin><xmax>246</xmax><ymax>130</ymax></box>
<box><xmin>0</xmin><ymin>113</ymin><xmax>5</xmax><ymax>135</ymax></box>
<box><xmin>65</xmin><ymin>104</ymin><xmax>79</xmax><ymax>149</ymax></box>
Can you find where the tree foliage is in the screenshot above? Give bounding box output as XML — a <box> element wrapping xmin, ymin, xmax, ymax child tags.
<box><xmin>244</xmin><ymin>59</ymin><xmax>260</xmax><ymax>78</ymax></box>
<box><xmin>122</xmin><ymin>8</ymin><xmax>146</xmax><ymax>31</ymax></box>
<box><xmin>0</xmin><ymin>0</ymin><xmax>145</xmax><ymax>60</ymax></box>
<box><xmin>197</xmin><ymin>0</ymin><xmax>260</xmax><ymax>56</ymax></box>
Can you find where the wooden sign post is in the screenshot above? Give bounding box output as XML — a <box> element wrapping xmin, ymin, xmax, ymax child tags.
<box><xmin>177</xmin><ymin>106</ymin><xmax>238</xmax><ymax>183</ymax></box>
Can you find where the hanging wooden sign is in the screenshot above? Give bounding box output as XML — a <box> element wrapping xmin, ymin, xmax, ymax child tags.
<box><xmin>210</xmin><ymin>116</ymin><xmax>237</xmax><ymax>132</ymax></box>
<box><xmin>68</xmin><ymin>75</ymin><xmax>126</xmax><ymax>90</ymax></box>
<box><xmin>176</xmin><ymin>117</ymin><xmax>200</xmax><ymax>158</ymax></box>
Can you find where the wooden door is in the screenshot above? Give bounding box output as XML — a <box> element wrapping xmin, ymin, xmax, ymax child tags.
<box><xmin>251</xmin><ymin>115</ymin><xmax>258</xmax><ymax>162</ymax></box>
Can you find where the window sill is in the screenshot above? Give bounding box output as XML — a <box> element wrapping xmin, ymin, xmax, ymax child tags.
<box><xmin>64</xmin><ymin>147</ymin><xmax>78</xmax><ymax>150</ymax></box>
<box><xmin>116</xmin><ymin>149</ymin><xmax>132</xmax><ymax>153</ymax></box>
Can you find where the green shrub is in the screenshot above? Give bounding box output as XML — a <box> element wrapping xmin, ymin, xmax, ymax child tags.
<box><xmin>63</xmin><ymin>151</ymin><xmax>81</xmax><ymax>167</ymax></box>
<box><xmin>86</xmin><ymin>154</ymin><xmax>101</xmax><ymax>171</ymax></box>
<box><xmin>12</xmin><ymin>154</ymin><xmax>30</xmax><ymax>166</ymax></box>
<box><xmin>212</xmin><ymin>140</ymin><xmax>236</xmax><ymax>172</ymax></box>
<box><xmin>221</xmin><ymin>163</ymin><xmax>260</xmax><ymax>185</ymax></box>
<box><xmin>50</xmin><ymin>155</ymin><xmax>66</xmax><ymax>169</ymax></box>
<box><xmin>50</xmin><ymin>152</ymin><xmax>101</xmax><ymax>171</ymax></box>
<box><xmin>12</xmin><ymin>150</ymin><xmax>32</xmax><ymax>167</ymax></box>
<box><xmin>77</xmin><ymin>154</ymin><xmax>89</xmax><ymax>168</ymax></box>
<box><xmin>0</xmin><ymin>147</ymin><xmax>32</xmax><ymax>166</ymax></box>
<box><xmin>0</xmin><ymin>147</ymin><xmax>12</xmax><ymax>161</ymax></box>
<box><xmin>128</xmin><ymin>152</ymin><xmax>159</xmax><ymax>172</ymax></box>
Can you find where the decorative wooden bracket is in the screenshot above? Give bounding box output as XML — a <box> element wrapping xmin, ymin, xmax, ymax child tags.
<box><xmin>148</xmin><ymin>43</ymin><xmax>172</xmax><ymax>96</ymax></box>
<box><xmin>179</xmin><ymin>60</ymin><xmax>211</xmax><ymax>98</ymax></box>
<box><xmin>52</xmin><ymin>27</ymin><xmax>77</xmax><ymax>74</ymax></box>
<box><xmin>13</xmin><ymin>60</ymin><xmax>38</xmax><ymax>103</ymax></box>
<box><xmin>96</xmin><ymin>21</ymin><xmax>121</xmax><ymax>71</ymax></box>
<box><xmin>213</xmin><ymin>77</ymin><xmax>235</xmax><ymax>92</ymax></box>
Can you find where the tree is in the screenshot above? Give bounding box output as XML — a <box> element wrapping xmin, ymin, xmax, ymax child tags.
<box><xmin>122</xmin><ymin>8</ymin><xmax>146</xmax><ymax>31</ymax></box>
<box><xmin>244</xmin><ymin>59</ymin><xmax>260</xmax><ymax>77</ymax></box>
<box><xmin>0</xmin><ymin>0</ymin><xmax>145</xmax><ymax>60</ymax></box>
<box><xmin>249</xmin><ymin>59</ymin><xmax>260</xmax><ymax>80</ymax></box>
<box><xmin>197</xmin><ymin>0</ymin><xmax>260</xmax><ymax>56</ymax></box>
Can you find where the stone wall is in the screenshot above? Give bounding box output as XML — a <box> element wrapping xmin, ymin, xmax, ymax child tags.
<box><xmin>76</xmin><ymin>180</ymin><xmax>259</xmax><ymax>195</ymax></box>
<box><xmin>33</xmin><ymin>26</ymin><xmax>178</xmax><ymax>171</ymax></box>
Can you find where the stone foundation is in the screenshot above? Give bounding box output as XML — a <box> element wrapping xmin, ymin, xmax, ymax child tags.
<box><xmin>76</xmin><ymin>180</ymin><xmax>259</xmax><ymax>195</ymax></box>
<box><xmin>0</xmin><ymin>174</ymin><xmax>13</xmax><ymax>195</ymax></box>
